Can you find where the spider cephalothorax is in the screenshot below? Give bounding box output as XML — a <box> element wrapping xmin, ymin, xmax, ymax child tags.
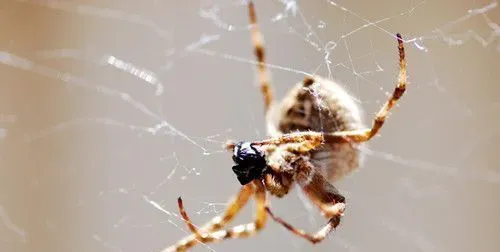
<box><xmin>164</xmin><ymin>1</ymin><xmax>407</xmax><ymax>251</ymax></box>
<box><xmin>231</xmin><ymin>141</ymin><xmax>267</xmax><ymax>185</ymax></box>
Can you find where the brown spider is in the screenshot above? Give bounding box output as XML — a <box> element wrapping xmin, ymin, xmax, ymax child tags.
<box><xmin>163</xmin><ymin>2</ymin><xmax>407</xmax><ymax>251</ymax></box>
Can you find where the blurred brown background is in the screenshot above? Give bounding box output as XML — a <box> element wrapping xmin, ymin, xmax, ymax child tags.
<box><xmin>1</xmin><ymin>0</ymin><xmax>500</xmax><ymax>252</ymax></box>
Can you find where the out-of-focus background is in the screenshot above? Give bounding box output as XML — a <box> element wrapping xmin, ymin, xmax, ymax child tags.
<box><xmin>1</xmin><ymin>0</ymin><xmax>500</xmax><ymax>252</ymax></box>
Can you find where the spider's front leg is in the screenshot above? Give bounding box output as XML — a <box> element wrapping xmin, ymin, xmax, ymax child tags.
<box><xmin>164</xmin><ymin>180</ymin><xmax>268</xmax><ymax>252</ymax></box>
<box><xmin>166</xmin><ymin>184</ymin><xmax>254</xmax><ymax>252</ymax></box>
<box><xmin>177</xmin><ymin>183</ymin><xmax>254</xmax><ymax>235</ymax></box>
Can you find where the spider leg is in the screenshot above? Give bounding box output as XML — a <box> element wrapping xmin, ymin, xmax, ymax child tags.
<box><xmin>177</xmin><ymin>183</ymin><xmax>254</xmax><ymax>236</ymax></box>
<box><xmin>166</xmin><ymin>184</ymin><xmax>254</xmax><ymax>252</ymax></box>
<box><xmin>176</xmin><ymin>197</ymin><xmax>198</xmax><ymax>234</ymax></box>
<box><xmin>255</xmin><ymin>131</ymin><xmax>324</xmax><ymax>151</ymax></box>
<box><xmin>164</xmin><ymin>180</ymin><xmax>267</xmax><ymax>252</ymax></box>
<box><xmin>200</xmin><ymin>180</ymin><xmax>267</xmax><ymax>239</ymax></box>
<box><xmin>266</xmin><ymin>159</ymin><xmax>346</xmax><ymax>244</ymax></box>
<box><xmin>256</xmin><ymin>34</ymin><xmax>407</xmax><ymax>146</ymax></box>
<box><xmin>248</xmin><ymin>1</ymin><xmax>274</xmax><ymax>113</ymax></box>
<box><xmin>296</xmin><ymin>160</ymin><xmax>346</xmax><ymax>218</ymax></box>
<box><xmin>266</xmin><ymin>207</ymin><xmax>342</xmax><ymax>244</ymax></box>
<box><xmin>325</xmin><ymin>33</ymin><xmax>407</xmax><ymax>143</ymax></box>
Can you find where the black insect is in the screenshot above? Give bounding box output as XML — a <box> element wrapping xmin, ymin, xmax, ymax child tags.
<box><xmin>231</xmin><ymin>142</ymin><xmax>267</xmax><ymax>185</ymax></box>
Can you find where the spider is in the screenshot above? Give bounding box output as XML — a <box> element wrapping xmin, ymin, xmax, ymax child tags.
<box><xmin>163</xmin><ymin>2</ymin><xmax>407</xmax><ymax>251</ymax></box>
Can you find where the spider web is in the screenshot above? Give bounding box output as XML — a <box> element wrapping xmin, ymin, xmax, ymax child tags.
<box><xmin>1</xmin><ymin>0</ymin><xmax>499</xmax><ymax>252</ymax></box>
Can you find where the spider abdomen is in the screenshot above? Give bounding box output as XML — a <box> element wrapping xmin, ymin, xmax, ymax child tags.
<box><xmin>266</xmin><ymin>76</ymin><xmax>364</xmax><ymax>182</ymax></box>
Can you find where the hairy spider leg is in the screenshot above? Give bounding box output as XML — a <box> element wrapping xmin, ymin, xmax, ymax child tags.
<box><xmin>266</xmin><ymin>207</ymin><xmax>341</xmax><ymax>244</ymax></box>
<box><xmin>266</xmin><ymin>158</ymin><xmax>346</xmax><ymax>243</ymax></box>
<box><xmin>249</xmin><ymin>1</ymin><xmax>274</xmax><ymax>113</ymax></box>
<box><xmin>164</xmin><ymin>180</ymin><xmax>267</xmax><ymax>252</ymax></box>
<box><xmin>326</xmin><ymin>33</ymin><xmax>407</xmax><ymax>142</ymax></box>
<box><xmin>255</xmin><ymin>33</ymin><xmax>407</xmax><ymax>145</ymax></box>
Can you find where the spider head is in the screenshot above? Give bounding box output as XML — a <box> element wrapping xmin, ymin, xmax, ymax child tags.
<box><xmin>231</xmin><ymin>142</ymin><xmax>267</xmax><ymax>185</ymax></box>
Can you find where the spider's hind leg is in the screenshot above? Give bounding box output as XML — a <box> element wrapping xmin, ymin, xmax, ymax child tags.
<box><xmin>326</xmin><ymin>33</ymin><xmax>407</xmax><ymax>143</ymax></box>
<box><xmin>248</xmin><ymin>1</ymin><xmax>274</xmax><ymax>113</ymax></box>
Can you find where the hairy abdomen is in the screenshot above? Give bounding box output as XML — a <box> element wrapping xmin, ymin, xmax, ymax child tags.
<box><xmin>266</xmin><ymin>76</ymin><xmax>364</xmax><ymax>182</ymax></box>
